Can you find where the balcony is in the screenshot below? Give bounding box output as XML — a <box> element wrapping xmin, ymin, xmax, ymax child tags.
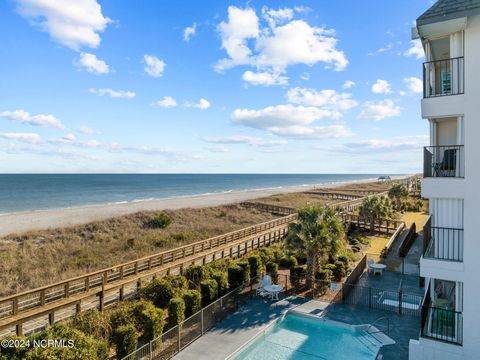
<box><xmin>421</xmin><ymin>289</ymin><xmax>463</xmax><ymax>345</ymax></box>
<box><xmin>423</xmin><ymin>57</ymin><xmax>464</xmax><ymax>98</ymax></box>
<box><xmin>424</xmin><ymin>145</ymin><xmax>464</xmax><ymax>178</ymax></box>
<box><xmin>423</xmin><ymin>221</ymin><xmax>464</xmax><ymax>262</ymax></box>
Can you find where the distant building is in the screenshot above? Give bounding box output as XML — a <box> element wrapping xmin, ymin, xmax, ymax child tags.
<box><xmin>409</xmin><ymin>1</ymin><xmax>480</xmax><ymax>359</ymax></box>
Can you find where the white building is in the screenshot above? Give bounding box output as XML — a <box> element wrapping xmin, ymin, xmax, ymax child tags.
<box><xmin>409</xmin><ymin>1</ymin><xmax>480</xmax><ymax>359</ymax></box>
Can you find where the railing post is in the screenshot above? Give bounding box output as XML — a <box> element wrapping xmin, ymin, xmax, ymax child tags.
<box><xmin>201</xmin><ymin>309</ymin><xmax>204</xmax><ymax>335</ymax></box>
<box><xmin>177</xmin><ymin>325</ymin><xmax>181</xmax><ymax>353</ymax></box>
<box><xmin>399</xmin><ymin>289</ymin><xmax>403</xmax><ymax>315</ymax></box>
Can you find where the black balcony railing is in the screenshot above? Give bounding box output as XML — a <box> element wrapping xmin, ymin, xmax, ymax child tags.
<box><xmin>423</xmin><ymin>57</ymin><xmax>464</xmax><ymax>98</ymax></box>
<box><xmin>424</xmin><ymin>145</ymin><xmax>464</xmax><ymax>178</ymax></box>
<box><xmin>421</xmin><ymin>290</ymin><xmax>463</xmax><ymax>346</ymax></box>
<box><xmin>424</xmin><ymin>226</ymin><xmax>464</xmax><ymax>262</ymax></box>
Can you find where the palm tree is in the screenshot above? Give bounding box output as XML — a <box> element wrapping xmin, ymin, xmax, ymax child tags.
<box><xmin>285</xmin><ymin>206</ymin><xmax>344</xmax><ymax>288</ymax></box>
<box><xmin>359</xmin><ymin>195</ymin><xmax>394</xmax><ymax>232</ymax></box>
<box><xmin>388</xmin><ymin>183</ymin><xmax>409</xmax><ymax>211</ymax></box>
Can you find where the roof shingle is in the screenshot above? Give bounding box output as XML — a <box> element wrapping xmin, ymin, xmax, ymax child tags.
<box><xmin>417</xmin><ymin>0</ymin><xmax>480</xmax><ymax>25</ymax></box>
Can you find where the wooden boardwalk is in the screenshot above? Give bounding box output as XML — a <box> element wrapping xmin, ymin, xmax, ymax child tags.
<box><xmin>0</xmin><ymin>215</ymin><xmax>295</xmax><ymax>337</ymax></box>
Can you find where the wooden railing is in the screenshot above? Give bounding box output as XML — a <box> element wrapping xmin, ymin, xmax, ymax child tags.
<box><xmin>239</xmin><ymin>202</ymin><xmax>296</xmax><ymax>215</ymax></box>
<box><xmin>341</xmin><ymin>213</ymin><xmax>404</xmax><ymax>234</ymax></box>
<box><xmin>304</xmin><ymin>191</ymin><xmax>364</xmax><ymax>200</ymax></box>
<box><xmin>0</xmin><ymin>214</ymin><xmax>296</xmax><ymax>336</ymax></box>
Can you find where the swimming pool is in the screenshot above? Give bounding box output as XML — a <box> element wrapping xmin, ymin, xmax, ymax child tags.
<box><xmin>233</xmin><ymin>313</ymin><xmax>391</xmax><ymax>360</ymax></box>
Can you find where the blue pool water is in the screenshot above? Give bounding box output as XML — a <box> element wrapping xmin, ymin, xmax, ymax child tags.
<box><xmin>235</xmin><ymin>314</ymin><xmax>381</xmax><ymax>360</ymax></box>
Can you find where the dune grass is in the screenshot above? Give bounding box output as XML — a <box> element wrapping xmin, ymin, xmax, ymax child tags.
<box><xmin>0</xmin><ymin>204</ymin><xmax>276</xmax><ymax>297</ymax></box>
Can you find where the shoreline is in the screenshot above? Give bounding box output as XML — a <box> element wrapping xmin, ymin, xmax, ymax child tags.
<box><xmin>0</xmin><ymin>175</ymin><xmax>410</xmax><ymax>236</ymax></box>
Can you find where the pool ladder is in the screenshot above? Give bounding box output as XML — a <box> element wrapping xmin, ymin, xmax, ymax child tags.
<box><xmin>366</xmin><ymin>316</ymin><xmax>391</xmax><ymax>335</ymax></box>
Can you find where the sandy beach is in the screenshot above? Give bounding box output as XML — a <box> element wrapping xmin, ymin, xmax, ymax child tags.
<box><xmin>0</xmin><ymin>175</ymin><xmax>409</xmax><ymax>237</ymax></box>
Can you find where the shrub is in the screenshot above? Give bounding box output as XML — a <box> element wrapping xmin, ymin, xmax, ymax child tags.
<box><xmin>290</xmin><ymin>265</ymin><xmax>306</xmax><ymax>285</ymax></box>
<box><xmin>247</xmin><ymin>254</ymin><xmax>262</xmax><ymax>280</ymax></box>
<box><xmin>71</xmin><ymin>309</ymin><xmax>111</xmax><ymax>342</ymax></box>
<box><xmin>315</xmin><ymin>268</ymin><xmax>332</xmax><ymax>282</ymax></box>
<box><xmin>113</xmin><ymin>324</ymin><xmax>138</xmax><ymax>359</ymax></box>
<box><xmin>228</xmin><ymin>264</ymin><xmax>248</xmax><ymax>289</ymax></box>
<box><xmin>200</xmin><ymin>279</ymin><xmax>218</xmax><ymax>307</ymax></box>
<box><xmin>149</xmin><ymin>213</ymin><xmax>172</xmax><ymax>229</ymax></box>
<box><xmin>132</xmin><ymin>300</ymin><xmax>165</xmax><ymax>341</ymax></box>
<box><xmin>185</xmin><ymin>265</ymin><xmax>212</xmax><ymax>285</ymax></box>
<box><xmin>295</xmin><ymin>253</ymin><xmax>307</xmax><ymax>265</ymax></box>
<box><xmin>279</xmin><ymin>255</ymin><xmax>297</xmax><ymax>269</ymax></box>
<box><xmin>168</xmin><ymin>297</ymin><xmax>186</xmax><ymax>328</ymax></box>
<box><xmin>164</xmin><ymin>275</ymin><xmax>188</xmax><ymax>293</ymax></box>
<box><xmin>265</xmin><ymin>262</ymin><xmax>279</xmax><ymax>283</ymax></box>
<box><xmin>256</xmin><ymin>247</ymin><xmax>275</xmax><ymax>265</ymax></box>
<box><xmin>140</xmin><ymin>278</ymin><xmax>175</xmax><ymax>308</ymax></box>
<box><xmin>332</xmin><ymin>260</ymin><xmax>348</xmax><ymax>281</ymax></box>
<box><xmin>207</xmin><ymin>258</ymin><xmax>233</xmax><ymax>273</ymax></box>
<box><xmin>211</xmin><ymin>271</ymin><xmax>228</xmax><ymax>295</ymax></box>
<box><xmin>108</xmin><ymin>301</ymin><xmax>136</xmax><ymax>331</ymax></box>
<box><xmin>337</xmin><ymin>255</ymin><xmax>349</xmax><ymax>266</ymax></box>
<box><xmin>351</xmin><ymin>245</ymin><xmax>361</xmax><ymax>253</ymax></box>
<box><xmin>183</xmin><ymin>290</ymin><xmax>201</xmax><ymax>317</ymax></box>
<box><xmin>237</xmin><ymin>261</ymin><xmax>251</xmax><ymax>285</ymax></box>
<box><xmin>26</xmin><ymin>323</ymin><xmax>109</xmax><ymax>360</ymax></box>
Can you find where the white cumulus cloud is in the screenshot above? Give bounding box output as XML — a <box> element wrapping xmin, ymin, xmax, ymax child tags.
<box><xmin>242</xmin><ymin>70</ymin><xmax>288</xmax><ymax>86</ymax></box>
<box><xmin>16</xmin><ymin>0</ymin><xmax>111</xmax><ymax>50</ymax></box>
<box><xmin>404</xmin><ymin>39</ymin><xmax>424</xmax><ymax>59</ymax></box>
<box><xmin>76</xmin><ymin>52</ymin><xmax>109</xmax><ymax>74</ymax></box>
<box><xmin>286</xmin><ymin>88</ymin><xmax>358</xmax><ymax>111</ymax></box>
<box><xmin>215</xmin><ymin>6</ymin><xmax>348</xmax><ymax>82</ymax></box>
<box><xmin>358</xmin><ymin>99</ymin><xmax>401</xmax><ymax>121</ymax></box>
<box><xmin>77</xmin><ymin>125</ymin><xmax>97</xmax><ymax>135</ymax></box>
<box><xmin>343</xmin><ymin>80</ymin><xmax>355</xmax><ymax>89</ymax></box>
<box><xmin>143</xmin><ymin>55</ymin><xmax>166</xmax><ymax>77</ymax></box>
<box><xmin>0</xmin><ymin>132</ymin><xmax>42</xmax><ymax>144</ymax></box>
<box><xmin>154</xmin><ymin>96</ymin><xmax>177</xmax><ymax>108</ymax></box>
<box><xmin>371</xmin><ymin>79</ymin><xmax>392</xmax><ymax>94</ymax></box>
<box><xmin>403</xmin><ymin>77</ymin><xmax>423</xmax><ymax>94</ymax></box>
<box><xmin>0</xmin><ymin>109</ymin><xmax>65</xmax><ymax>129</ymax></box>
<box><xmin>89</xmin><ymin>88</ymin><xmax>136</xmax><ymax>98</ymax></box>
<box><xmin>183</xmin><ymin>23</ymin><xmax>197</xmax><ymax>42</ymax></box>
<box><xmin>331</xmin><ymin>135</ymin><xmax>428</xmax><ymax>154</ymax></box>
<box><xmin>187</xmin><ymin>98</ymin><xmax>211</xmax><ymax>110</ymax></box>
<box><xmin>231</xmin><ymin>104</ymin><xmax>351</xmax><ymax>139</ymax></box>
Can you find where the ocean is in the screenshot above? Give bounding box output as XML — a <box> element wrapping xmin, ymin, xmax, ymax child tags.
<box><xmin>0</xmin><ymin>174</ymin><xmax>396</xmax><ymax>214</ymax></box>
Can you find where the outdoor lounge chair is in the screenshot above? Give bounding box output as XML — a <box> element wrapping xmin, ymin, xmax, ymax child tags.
<box><xmin>256</xmin><ymin>275</ymin><xmax>272</xmax><ymax>296</ymax></box>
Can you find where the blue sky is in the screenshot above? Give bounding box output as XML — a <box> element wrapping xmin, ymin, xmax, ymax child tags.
<box><xmin>0</xmin><ymin>0</ymin><xmax>431</xmax><ymax>173</ymax></box>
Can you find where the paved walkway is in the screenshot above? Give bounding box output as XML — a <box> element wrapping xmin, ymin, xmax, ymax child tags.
<box><xmin>173</xmin><ymin>296</ymin><xmax>305</xmax><ymax>360</ymax></box>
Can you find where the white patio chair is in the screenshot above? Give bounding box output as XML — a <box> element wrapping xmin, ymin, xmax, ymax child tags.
<box><xmin>367</xmin><ymin>258</ymin><xmax>375</xmax><ymax>274</ymax></box>
<box><xmin>256</xmin><ymin>275</ymin><xmax>272</xmax><ymax>296</ymax></box>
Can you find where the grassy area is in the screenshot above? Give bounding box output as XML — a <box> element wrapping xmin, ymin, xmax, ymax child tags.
<box><xmin>0</xmin><ymin>204</ymin><xmax>277</xmax><ymax>297</ymax></box>
<box><xmin>401</xmin><ymin>211</ymin><xmax>429</xmax><ymax>228</ymax></box>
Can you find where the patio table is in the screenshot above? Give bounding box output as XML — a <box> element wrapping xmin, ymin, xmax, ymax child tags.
<box><xmin>370</xmin><ymin>263</ymin><xmax>387</xmax><ymax>276</ymax></box>
<box><xmin>264</xmin><ymin>284</ymin><xmax>283</xmax><ymax>300</ymax></box>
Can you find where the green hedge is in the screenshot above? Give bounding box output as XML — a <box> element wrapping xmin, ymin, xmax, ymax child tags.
<box><xmin>316</xmin><ymin>268</ymin><xmax>333</xmax><ymax>282</ymax></box>
<box><xmin>227</xmin><ymin>264</ymin><xmax>248</xmax><ymax>289</ymax></box>
<box><xmin>247</xmin><ymin>254</ymin><xmax>262</xmax><ymax>280</ymax></box>
<box><xmin>290</xmin><ymin>265</ymin><xmax>306</xmax><ymax>285</ymax></box>
<box><xmin>140</xmin><ymin>278</ymin><xmax>175</xmax><ymax>308</ymax></box>
<box><xmin>133</xmin><ymin>300</ymin><xmax>165</xmax><ymax>341</ymax></box>
<box><xmin>183</xmin><ymin>290</ymin><xmax>202</xmax><ymax>317</ymax></box>
<box><xmin>237</xmin><ymin>261</ymin><xmax>251</xmax><ymax>285</ymax></box>
<box><xmin>185</xmin><ymin>264</ymin><xmax>212</xmax><ymax>285</ymax></box>
<box><xmin>168</xmin><ymin>297</ymin><xmax>186</xmax><ymax>328</ymax></box>
<box><xmin>71</xmin><ymin>309</ymin><xmax>111</xmax><ymax>342</ymax></box>
<box><xmin>113</xmin><ymin>324</ymin><xmax>138</xmax><ymax>359</ymax></box>
<box><xmin>279</xmin><ymin>255</ymin><xmax>297</xmax><ymax>269</ymax></box>
<box><xmin>200</xmin><ymin>279</ymin><xmax>218</xmax><ymax>307</ymax></box>
<box><xmin>265</xmin><ymin>262</ymin><xmax>278</xmax><ymax>283</ymax></box>
<box><xmin>211</xmin><ymin>271</ymin><xmax>228</xmax><ymax>296</ymax></box>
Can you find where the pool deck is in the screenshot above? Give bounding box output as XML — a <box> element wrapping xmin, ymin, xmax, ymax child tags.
<box><xmin>172</xmin><ymin>296</ymin><xmax>306</xmax><ymax>360</ymax></box>
<box><xmin>174</xmin><ymin>294</ymin><xmax>420</xmax><ymax>360</ymax></box>
<box><xmin>324</xmin><ymin>303</ymin><xmax>420</xmax><ymax>360</ymax></box>
<box><xmin>357</xmin><ymin>270</ymin><xmax>424</xmax><ymax>297</ymax></box>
